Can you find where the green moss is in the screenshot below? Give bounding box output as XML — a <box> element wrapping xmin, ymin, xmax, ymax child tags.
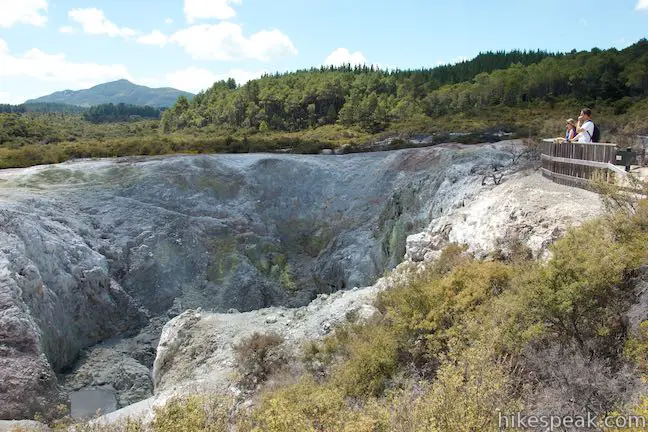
<box><xmin>195</xmin><ymin>176</ymin><xmax>240</xmax><ymax>198</ymax></box>
<box><xmin>279</xmin><ymin>263</ymin><xmax>296</xmax><ymax>292</ymax></box>
<box><xmin>241</xmin><ymin>242</ymin><xmax>297</xmax><ymax>291</ymax></box>
<box><xmin>206</xmin><ymin>238</ymin><xmax>239</xmax><ymax>283</ymax></box>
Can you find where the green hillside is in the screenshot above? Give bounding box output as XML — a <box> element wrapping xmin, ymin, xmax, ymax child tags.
<box><xmin>162</xmin><ymin>39</ymin><xmax>648</xmax><ymax>136</ymax></box>
<box><xmin>0</xmin><ymin>102</ymin><xmax>87</xmax><ymax>114</ymax></box>
<box><xmin>2</xmin><ymin>39</ymin><xmax>648</xmax><ymax>169</ymax></box>
<box><xmin>25</xmin><ymin>79</ymin><xmax>193</xmax><ymax>108</ymax></box>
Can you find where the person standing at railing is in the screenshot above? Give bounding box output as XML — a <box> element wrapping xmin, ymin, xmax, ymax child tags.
<box><xmin>573</xmin><ymin>108</ymin><xmax>595</xmax><ymax>143</ymax></box>
<box><xmin>565</xmin><ymin>118</ymin><xmax>577</xmax><ymax>142</ymax></box>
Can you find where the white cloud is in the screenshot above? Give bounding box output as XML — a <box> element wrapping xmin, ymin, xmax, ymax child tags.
<box><xmin>68</xmin><ymin>8</ymin><xmax>137</xmax><ymax>38</ymax></box>
<box><xmin>0</xmin><ymin>38</ymin><xmax>131</xmax><ymax>91</ymax></box>
<box><xmin>58</xmin><ymin>26</ymin><xmax>75</xmax><ymax>34</ymax></box>
<box><xmin>0</xmin><ymin>91</ymin><xmax>28</xmax><ymax>105</ymax></box>
<box><xmin>166</xmin><ymin>68</ymin><xmax>219</xmax><ymax>92</ymax></box>
<box><xmin>165</xmin><ymin>17</ymin><xmax>174</xmax><ymax>24</ymax></box>
<box><xmin>168</xmin><ymin>67</ymin><xmax>263</xmax><ymax>92</ymax></box>
<box><xmin>184</xmin><ymin>0</ymin><xmax>241</xmax><ymax>23</ymax></box>
<box><xmin>169</xmin><ymin>23</ymin><xmax>297</xmax><ymax>61</ymax></box>
<box><xmin>137</xmin><ymin>30</ymin><xmax>168</xmax><ymax>47</ymax></box>
<box><xmin>324</xmin><ymin>48</ymin><xmax>367</xmax><ymax>66</ymax></box>
<box><xmin>140</xmin><ymin>67</ymin><xmax>263</xmax><ymax>93</ymax></box>
<box><xmin>636</xmin><ymin>0</ymin><xmax>648</xmax><ymax>10</ymax></box>
<box><xmin>0</xmin><ymin>0</ymin><xmax>47</xmax><ymax>28</ymax></box>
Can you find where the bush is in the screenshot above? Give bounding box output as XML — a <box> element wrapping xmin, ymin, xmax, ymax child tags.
<box><xmin>528</xmin><ymin>219</ymin><xmax>637</xmax><ymax>357</ymax></box>
<box><xmin>331</xmin><ymin>324</ymin><xmax>400</xmax><ymax>397</ymax></box>
<box><xmin>519</xmin><ymin>344</ymin><xmax>642</xmax><ymax>419</ymax></box>
<box><xmin>625</xmin><ymin>320</ymin><xmax>648</xmax><ymax>374</ymax></box>
<box><xmin>301</xmin><ymin>336</ymin><xmax>344</xmax><ymax>380</ymax></box>
<box><xmin>420</xmin><ymin>345</ymin><xmax>520</xmax><ymax>432</ymax></box>
<box><xmin>491</xmin><ymin>233</ymin><xmax>533</xmax><ymax>263</ymax></box>
<box><xmin>380</xmin><ymin>260</ymin><xmax>511</xmax><ymax>366</ymax></box>
<box><xmin>150</xmin><ymin>395</ymin><xmax>232</xmax><ymax>432</ymax></box>
<box><xmin>241</xmin><ymin>379</ymin><xmax>348</xmax><ymax>431</ymax></box>
<box><xmin>233</xmin><ymin>332</ymin><xmax>289</xmax><ymax>390</ymax></box>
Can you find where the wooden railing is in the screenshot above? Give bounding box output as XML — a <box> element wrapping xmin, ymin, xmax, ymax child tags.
<box><xmin>539</xmin><ymin>140</ymin><xmax>627</xmax><ymax>188</ymax></box>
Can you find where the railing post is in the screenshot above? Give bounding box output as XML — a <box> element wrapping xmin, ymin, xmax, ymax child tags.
<box><xmin>540</xmin><ymin>139</ymin><xmax>623</xmax><ymax>189</ymax></box>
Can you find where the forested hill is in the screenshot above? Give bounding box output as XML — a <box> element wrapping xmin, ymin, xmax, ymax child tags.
<box><xmin>26</xmin><ymin>79</ymin><xmax>193</xmax><ymax>108</ymax></box>
<box><xmin>0</xmin><ymin>102</ymin><xmax>87</xmax><ymax>114</ymax></box>
<box><xmin>162</xmin><ymin>39</ymin><xmax>648</xmax><ymax>134</ymax></box>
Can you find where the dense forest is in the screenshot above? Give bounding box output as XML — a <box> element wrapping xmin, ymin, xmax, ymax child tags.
<box><xmin>83</xmin><ymin>103</ymin><xmax>162</xmax><ymax>123</ymax></box>
<box><xmin>161</xmin><ymin>40</ymin><xmax>648</xmax><ymax>134</ymax></box>
<box><xmin>0</xmin><ymin>102</ymin><xmax>87</xmax><ymax>114</ymax></box>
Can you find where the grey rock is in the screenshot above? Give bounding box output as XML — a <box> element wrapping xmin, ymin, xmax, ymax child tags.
<box><xmin>61</xmin><ymin>348</ymin><xmax>153</xmax><ymax>410</ymax></box>
<box><xmin>320</xmin><ymin>321</ymin><xmax>332</xmax><ymax>335</ymax></box>
<box><xmin>0</xmin><ymin>142</ymin><xmax>602</xmax><ymax>419</ymax></box>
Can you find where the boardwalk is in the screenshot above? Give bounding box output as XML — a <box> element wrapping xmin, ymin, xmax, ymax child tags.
<box><xmin>539</xmin><ymin>140</ymin><xmax>629</xmax><ymax>188</ymax></box>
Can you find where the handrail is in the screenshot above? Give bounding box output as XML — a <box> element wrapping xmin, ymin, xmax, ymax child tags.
<box><xmin>539</xmin><ymin>139</ymin><xmax>629</xmax><ymax>188</ymax></box>
<box><xmin>542</xmin><ymin>138</ymin><xmax>618</xmax><ymax>147</ymax></box>
<box><xmin>539</xmin><ymin>140</ymin><xmax>618</xmax><ymax>164</ymax></box>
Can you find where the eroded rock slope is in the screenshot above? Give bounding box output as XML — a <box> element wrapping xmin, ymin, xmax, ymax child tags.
<box><xmin>0</xmin><ymin>142</ymin><xmax>600</xmax><ymax>420</ymax></box>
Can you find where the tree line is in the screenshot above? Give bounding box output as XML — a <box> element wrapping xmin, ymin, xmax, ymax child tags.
<box><xmin>0</xmin><ymin>103</ymin><xmax>86</xmax><ymax>114</ymax></box>
<box><xmin>161</xmin><ymin>39</ymin><xmax>648</xmax><ymax>133</ymax></box>
<box><xmin>83</xmin><ymin>103</ymin><xmax>161</xmax><ymax>123</ymax></box>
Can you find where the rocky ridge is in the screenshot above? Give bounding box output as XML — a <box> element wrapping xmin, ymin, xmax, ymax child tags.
<box><xmin>0</xmin><ymin>142</ymin><xmax>602</xmax><ymax>423</ymax></box>
<box><xmin>94</xmin><ymin>170</ymin><xmax>604</xmax><ymax>426</ymax></box>
<box><xmin>147</xmin><ymin>170</ymin><xmax>602</xmax><ymax>396</ymax></box>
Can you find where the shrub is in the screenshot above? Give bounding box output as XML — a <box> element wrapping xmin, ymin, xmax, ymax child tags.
<box><xmin>421</xmin><ymin>345</ymin><xmax>521</xmax><ymax>432</ymax></box>
<box><xmin>528</xmin><ymin>220</ymin><xmax>636</xmax><ymax>357</ymax></box>
<box><xmin>625</xmin><ymin>320</ymin><xmax>648</xmax><ymax>374</ymax></box>
<box><xmin>150</xmin><ymin>395</ymin><xmax>232</xmax><ymax>432</ymax></box>
<box><xmin>491</xmin><ymin>233</ymin><xmax>533</xmax><ymax>263</ymax></box>
<box><xmin>380</xmin><ymin>260</ymin><xmax>511</xmax><ymax>365</ymax></box>
<box><xmin>242</xmin><ymin>379</ymin><xmax>347</xmax><ymax>431</ymax></box>
<box><xmin>301</xmin><ymin>336</ymin><xmax>344</xmax><ymax>380</ymax></box>
<box><xmin>519</xmin><ymin>344</ymin><xmax>642</xmax><ymax>419</ymax></box>
<box><xmin>233</xmin><ymin>332</ymin><xmax>289</xmax><ymax>390</ymax></box>
<box><xmin>240</xmin><ymin>378</ymin><xmax>393</xmax><ymax>432</ymax></box>
<box><xmin>331</xmin><ymin>324</ymin><xmax>400</xmax><ymax>397</ymax></box>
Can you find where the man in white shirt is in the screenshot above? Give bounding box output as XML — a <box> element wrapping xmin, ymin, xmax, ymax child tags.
<box><xmin>574</xmin><ymin>108</ymin><xmax>594</xmax><ymax>143</ymax></box>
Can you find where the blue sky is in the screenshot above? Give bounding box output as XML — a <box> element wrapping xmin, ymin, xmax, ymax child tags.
<box><xmin>0</xmin><ymin>0</ymin><xmax>647</xmax><ymax>104</ymax></box>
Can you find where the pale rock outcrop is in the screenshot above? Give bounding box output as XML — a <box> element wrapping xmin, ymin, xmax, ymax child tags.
<box><xmin>406</xmin><ymin>171</ymin><xmax>603</xmax><ymax>261</ymax></box>
<box><xmin>152</xmin><ymin>284</ymin><xmax>387</xmax><ymax>394</ymax></box>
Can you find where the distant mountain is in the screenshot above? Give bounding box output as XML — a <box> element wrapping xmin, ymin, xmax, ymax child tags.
<box><xmin>25</xmin><ymin>79</ymin><xmax>193</xmax><ymax>108</ymax></box>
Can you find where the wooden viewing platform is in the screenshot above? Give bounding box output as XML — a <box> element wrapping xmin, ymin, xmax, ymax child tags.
<box><xmin>539</xmin><ymin>139</ymin><xmax>630</xmax><ymax>189</ymax></box>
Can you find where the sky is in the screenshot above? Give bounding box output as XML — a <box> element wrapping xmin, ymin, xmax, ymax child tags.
<box><xmin>0</xmin><ymin>0</ymin><xmax>647</xmax><ymax>104</ymax></box>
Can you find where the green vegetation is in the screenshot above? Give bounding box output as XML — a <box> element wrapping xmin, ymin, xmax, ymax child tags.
<box><xmin>240</xmin><ymin>196</ymin><xmax>648</xmax><ymax>431</ymax></box>
<box><xmin>0</xmin><ymin>102</ymin><xmax>87</xmax><ymax>114</ymax></box>
<box><xmin>233</xmin><ymin>332</ymin><xmax>290</xmax><ymax>390</ymax></box>
<box><xmin>2</xmin><ymin>40</ymin><xmax>648</xmax><ymax>169</ymax></box>
<box><xmin>25</xmin><ymin>193</ymin><xmax>648</xmax><ymax>431</ymax></box>
<box><xmin>83</xmin><ymin>103</ymin><xmax>161</xmax><ymax>123</ymax></box>
<box><xmin>162</xmin><ymin>40</ymin><xmax>648</xmax><ymax>136</ymax></box>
